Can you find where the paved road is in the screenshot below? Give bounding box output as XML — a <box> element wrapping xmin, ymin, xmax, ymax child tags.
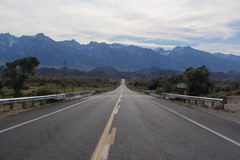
<box><xmin>0</xmin><ymin>80</ymin><xmax>239</xmax><ymax>160</ymax></box>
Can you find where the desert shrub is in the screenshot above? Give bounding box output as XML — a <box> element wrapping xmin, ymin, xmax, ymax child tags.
<box><xmin>22</xmin><ymin>86</ymin><xmax>29</xmax><ymax>90</ymax></box>
<box><xmin>36</xmin><ymin>88</ymin><xmax>59</xmax><ymax>96</ymax></box>
<box><xmin>93</xmin><ymin>84</ymin><xmax>99</xmax><ymax>88</ymax></box>
<box><xmin>163</xmin><ymin>82</ymin><xmax>175</xmax><ymax>93</ymax></box>
<box><xmin>77</xmin><ymin>83</ymin><xmax>82</xmax><ymax>87</ymax></box>
<box><xmin>133</xmin><ymin>81</ymin><xmax>139</xmax><ymax>87</ymax></box>
<box><xmin>207</xmin><ymin>91</ymin><xmax>228</xmax><ymax>99</ymax></box>
<box><xmin>38</xmin><ymin>82</ymin><xmax>45</xmax><ymax>86</ymax></box>
<box><xmin>147</xmin><ymin>79</ymin><xmax>159</xmax><ymax>90</ymax></box>
<box><xmin>156</xmin><ymin>87</ymin><xmax>164</xmax><ymax>94</ymax></box>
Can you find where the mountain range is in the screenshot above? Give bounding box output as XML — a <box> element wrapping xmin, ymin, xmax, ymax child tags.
<box><xmin>0</xmin><ymin>33</ymin><xmax>240</xmax><ymax>72</ymax></box>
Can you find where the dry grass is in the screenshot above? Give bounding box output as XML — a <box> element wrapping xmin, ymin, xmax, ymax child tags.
<box><xmin>0</xmin><ymin>75</ymin><xmax>120</xmax><ymax>118</ymax></box>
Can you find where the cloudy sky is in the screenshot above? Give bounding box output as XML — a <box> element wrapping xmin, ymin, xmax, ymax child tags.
<box><xmin>0</xmin><ymin>0</ymin><xmax>240</xmax><ymax>54</ymax></box>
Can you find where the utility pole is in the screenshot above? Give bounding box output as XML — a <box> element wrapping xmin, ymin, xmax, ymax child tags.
<box><xmin>63</xmin><ymin>58</ymin><xmax>68</xmax><ymax>93</ymax></box>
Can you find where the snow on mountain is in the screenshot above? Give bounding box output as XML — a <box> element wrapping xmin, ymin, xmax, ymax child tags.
<box><xmin>0</xmin><ymin>33</ymin><xmax>240</xmax><ymax>72</ymax></box>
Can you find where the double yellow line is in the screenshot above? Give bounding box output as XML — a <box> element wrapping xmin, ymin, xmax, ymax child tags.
<box><xmin>91</xmin><ymin>88</ymin><xmax>123</xmax><ymax>160</ymax></box>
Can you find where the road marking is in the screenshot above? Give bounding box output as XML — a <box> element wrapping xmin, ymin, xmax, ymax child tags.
<box><xmin>146</xmin><ymin>97</ymin><xmax>240</xmax><ymax>147</ymax></box>
<box><xmin>91</xmin><ymin>88</ymin><xmax>123</xmax><ymax>160</ymax></box>
<box><xmin>0</xmin><ymin>96</ymin><xmax>100</xmax><ymax>134</ymax></box>
<box><xmin>110</xmin><ymin>128</ymin><xmax>117</xmax><ymax>145</ymax></box>
<box><xmin>115</xmin><ymin>108</ymin><xmax>119</xmax><ymax>115</ymax></box>
<box><xmin>115</xmin><ymin>104</ymin><xmax>121</xmax><ymax>115</ymax></box>
<box><xmin>102</xmin><ymin>128</ymin><xmax>117</xmax><ymax>160</ymax></box>
<box><xmin>102</xmin><ymin>144</ymin><xmax>110</xmax><ymax>160</ymax></box>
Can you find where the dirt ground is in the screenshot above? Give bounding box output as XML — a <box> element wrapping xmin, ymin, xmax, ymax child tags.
<box><xmin>225</xmin><ymin>95</ymin><xmax>240</xmax><ymax>113</ymax></box>
<box><xmin>150</xmin><ymin>93</ymin><xmax>240</xmax><ymax>124</ymax></box>
<box><xmin>183</xmin><ymin>96</ymin><xmax>240</xmax><ymax>125</ymax></box>
<box><xmin>166</xmin><ymin>96</ymin><xmax>240</xmax><ymax>125</ymax></box>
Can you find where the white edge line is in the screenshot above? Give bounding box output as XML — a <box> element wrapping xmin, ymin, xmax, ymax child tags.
<box><xmin>0</xmin><ymin>97</ymin><xmax>98</xmax><ymax>134</ymax></box>
<box><xmin>145</xmin><ymin>97</ymin><xmax>240</xmax><ymax>147</ymax></box>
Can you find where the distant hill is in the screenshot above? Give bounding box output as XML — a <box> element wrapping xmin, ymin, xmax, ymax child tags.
<box><xmin>1</xmin><ymin>65</ymin><xmax>240</xmax><ymax>81</ymax></box>
<box><xmin>37</xmin><ymin>66</ymin><xmax>240</xmax><ymax>81</ymax></box>
<box><xmin>209</xmin><ymin>71</ymin><xmax>240</xmax><ymax>81</ymax></box>
<box><xmin>137</xmin><ymin>66</ymin><xmax>180</xmax><ymax>79</ymax></box>
<box><xmin>36</xmin><ymin>66</ymin><xmax>147</xmax><ymax>79</ymax></box>
<box><xmin>1</xmin><ymin>33</ymin><xmax>240</xmax><ymax>72</ymax></box>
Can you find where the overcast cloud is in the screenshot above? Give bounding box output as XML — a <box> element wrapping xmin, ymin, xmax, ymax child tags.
<box><xmin>0</xmin><ymin>0</ymin><xmax>240</xmax><ymax>54</ymax></box>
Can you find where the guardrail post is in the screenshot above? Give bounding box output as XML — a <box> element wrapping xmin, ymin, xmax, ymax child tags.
<box><xmin>0</xmin><ymin>90</ymin><xmax>95</xmax><ymax>110</ymax></box>
<box><xmin>157</xmin><ymin>92</ymin><xmax>224</xmax><ymax>110</ymax></box>
<box><xmin>195</xmin><ymin>100</ymin><xmax>198</xmax><ymax>106</ymax></box>
<box><xmin>221</xmin><ymin>102</ymin><xmax>225</xmax><ymax>110</ymax></box>
<box><xmin>211</xmin><ymin>102</ymin><xmax>214</xmax><ymax>108</ymax></box>
<box><xmin>10</xmin><ymin>104</ymin><xmax>13</xmax><ymax>110</ymax></box>
<box><xmin>22</xmin><ymin>102</ymin><xmax>26</xmax><ymax>109</ymax></box>
<box><xmin>40</xmin><ymin>100</ymin><xmax>46</xmax><ymax>105</ymax></box>
<box><xmin>32</xmin><ymin>101</ymin><xmax>35</xmax><ymax>107</ymax></box>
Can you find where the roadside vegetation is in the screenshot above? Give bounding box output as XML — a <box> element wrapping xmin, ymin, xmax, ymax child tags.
<box><xmin>0</xmin><ymin>58</ymin><xmax>120</xmax><ymax>99</ymax></box>
<box><xmin>0</xmin><ymin>58</ymin><xmax>120</xmax><ymax>117</ymax></box>
<box><xmin>2</xmin><ymin>57</ymin><xmax>40</xmax><ymax>97</ymax></box>
<box><xmin>127</xmin><ymin>65</ymin><xmax>240</xmax><ymax>98</ymax></box>
<box><xmin>0</xmin><ymin>74</ymin><xmax>120</xmax><ymax>99</ymax></box>
<box><xmin>127</xmin><ymin>65</ymin><xmax>240</xmax><ymax>111</ymax></box>
<box><xmin>0</xmin><ymin>74</ymin><xmax>119</xmax><ymax>117</ymax></box>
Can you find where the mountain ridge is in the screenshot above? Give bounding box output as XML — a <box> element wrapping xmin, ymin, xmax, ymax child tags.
<box><xmin>0</xmin><ymin>33</ymin><xmax>240</xmax><ymax>72</ymax></box>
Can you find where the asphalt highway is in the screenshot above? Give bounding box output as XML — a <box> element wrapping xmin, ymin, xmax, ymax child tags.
<box><xmin>0</xmin><ymin>80</ymin><xmax>239</xmax><ymax>160</ymax></box>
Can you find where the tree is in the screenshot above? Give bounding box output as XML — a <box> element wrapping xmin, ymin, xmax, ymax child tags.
<box><xmin>3</xmin><ymin>57</ymin><xmax>39</xmax><ymax>97</ymax></box>
<box><xmin>168</xmin><ymin>74</ymin><xmax>184</xmax><ymax>84</ymax></box>
<box><xmin>147</xmin><ymin>79</ymin><xmax>159</xmax><ymax>90</ymax></box>
<box><xmin>184</xmin><ymin>65</ymin><xmax>211</xmax><ymax>96</ymax></box>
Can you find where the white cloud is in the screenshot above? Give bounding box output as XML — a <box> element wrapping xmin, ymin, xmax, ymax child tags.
<box><xmin>195</xmin><ymin>42</ymin><xmax>240</xmax><ymax>55</ymax></box>
<box><xmin>0</xmin><ymin>0</ymin><xmax>240</xmax><ymax>54</ymax></box>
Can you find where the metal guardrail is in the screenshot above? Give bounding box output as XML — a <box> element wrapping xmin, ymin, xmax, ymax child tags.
<box><xmin>149</xmin><ymin>92</ymin><xmax>224</xmax><ymax>108</ymax></box>
<box><xmin>161</xmin><ymin>92</ymin><xmax>223</xmax><ymax>103</ymax></box>
<box><xmin>0</xmin><ymin>90</ymin><xmax>95</xmax><ymax>105</ymax></box>
<box><xmin>0</xmin><ymin>94</ymin><xmax>65</xmax><ymax>105</ymax></box>
<box><xmin>64</xmin><ymin>90</ymin><xmax>95</xmax><ymax>100</ymax></box>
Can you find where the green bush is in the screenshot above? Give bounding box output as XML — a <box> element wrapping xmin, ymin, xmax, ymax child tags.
<box><xmin>36</xmin><ymin>88</ymin><xmax>59</xmax><ymax>96</ymax></box>
<box><xmin>156</xmin><ymin>87</ymin><xmax>164</xmax><ymax>94</ymax></box>
<box><xmin>208</xmin><ymin>91</ymin><xmax>228</xmax><ymax>99</ymax></box>
<box><xmin>38</xmin><ymin>82</ymin><xmax>45</xmax><ymax>86</ymax></box>
<box><xmin>143</xmin><ymin>91</ymin><xmax>149</xmax><ymax>95</ymax></box>
<box><xmin>147</xmin><ymin>79</ymin><xmax>159</xmax><ymax>90</ymax></box>
<box><xmin>184</xmin><ymin>65</ymin><xmax>211</xmax><ymax>96</ymax></box>
<box><xmin>133</xmin><ymin>81</ymin><xmax>139</xmax><ymax>87</ymax></box>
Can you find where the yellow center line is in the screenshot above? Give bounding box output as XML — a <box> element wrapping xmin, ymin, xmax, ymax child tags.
<box><xmin>115</xmin><ymin>108</ymin><xmax>119</xmax><ymax>115</ymax></box>
<box><xmin>110</xmin><ymin>128</ymin><xmax>117</xmax><ymax>145</ymax></box>
<box><xmin>90</xmin><ymin>88</ymin><xmax>123</xmax><ymax>160</ymax></box>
